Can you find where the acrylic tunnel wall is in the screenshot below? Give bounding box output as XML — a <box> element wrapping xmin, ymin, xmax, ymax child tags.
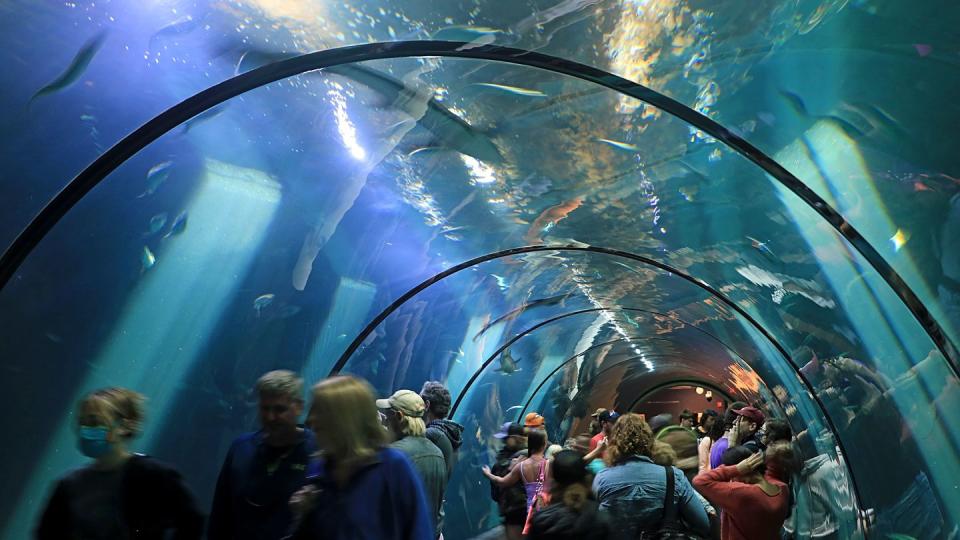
<box><xmin>1</xmin><ymin>1</ymin><xmax>959</xmax><ymax>539</ymax></box>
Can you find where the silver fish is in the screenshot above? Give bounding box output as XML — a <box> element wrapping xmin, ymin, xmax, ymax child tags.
<box><xmin>253</xmin><ymin>294</ymin><xmax>275</xmax><ymax>317</ymax></box>
<box><xmin>163</xmin><ymin>212</ymin><xmax>188</xmax><ymax>239</ymax></box>
<box><xmin>473</xmin><ymin>83</ymin><xmax>547</xmax><ymax>98</ymax></box>
<box><xmin>138</xmin><ymin>161</ymin><xmax>173</xmax><ymax>198</ymax></box>
<box><xmin>141</xmin><ymin>246</ymin><xmax>156</xmax><ymax>272</ymax></box>
<box><xmin>144</xmin><ymin>213</ymin><xmax>168</xmax><ymax>236</ymax></box>
<box><xmin>29</xmin><ymin>31</ymin><xmax>108</xmax><ymax>106</ymax></box>
<box><xmin>181</xmin><ymin>105</ymin><xmax>226</xmax><ymax>133</ymax></box>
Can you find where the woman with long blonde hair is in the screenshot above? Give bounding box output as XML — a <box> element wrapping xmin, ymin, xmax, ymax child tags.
<box><xmin>289</xmin><ymin>376</ymin><xmax>433</xmax><ymax>539</ymax></box>
<box><xmin>36</xmin><ymin>387</ymin><xmax>203</xmax><ymax>539</ymax></box>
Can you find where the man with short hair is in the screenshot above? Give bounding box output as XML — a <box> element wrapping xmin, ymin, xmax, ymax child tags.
<box><xmin>209</xmin><ymin>370</ymin><xmax>317</xmax><ymax>540</ymax></box>
<box><xmin>679</xmin><ymin>409</ymin><xmax>696</xmax><ymax>429</ymax></box>
<box><xmin>420</xmin><ymin>381</ymin><xmax>464</xmax><ymax>475</ymax></box>
<box><xmin>587</xmin><ymin>410</ymin><xmax>619</xmax><ymax>457</ymax></box>
<box><xmin>379</xmin><ymin>389</ymin><xmax>448</xmax><ymax>539</ymax></box>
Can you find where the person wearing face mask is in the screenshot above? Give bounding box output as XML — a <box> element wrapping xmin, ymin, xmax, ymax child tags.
<box><xmin>36</xmin><ymin>387</ymin><xmax>203</xmax><ymax>539</ymax></box>
<box><xmin>208</xmin><ymin>370</ymin><xmax>317</xmax><ymax>540</ymax></box>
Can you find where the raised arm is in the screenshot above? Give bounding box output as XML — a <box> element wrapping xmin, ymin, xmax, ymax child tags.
<box><xmin>482</xmin><ymin>460</ymin><xmax>522</xmax><ymax>487</ymax></box>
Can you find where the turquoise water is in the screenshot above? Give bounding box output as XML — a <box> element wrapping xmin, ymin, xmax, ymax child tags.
<box><xmin>0</xmin><ymin>1</ymin><xmax>958</xmax><ymax>538</ymax></box>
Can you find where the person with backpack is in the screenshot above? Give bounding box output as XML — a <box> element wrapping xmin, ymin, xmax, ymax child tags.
<box><xmin>488</xmin><ymin>422</ymin><xmax>529</xmax><ymax>540</ymax></box>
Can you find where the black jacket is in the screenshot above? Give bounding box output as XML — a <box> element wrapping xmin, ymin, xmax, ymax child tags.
<box><xmin>528</xmin><ymin>499</ymin><xmax>610</xmax><ymax>540</ymax></box>
<box><xmin>36</xmin><ymin>454</ymin><xmax>203</xmax><ymax>540</ymax></box>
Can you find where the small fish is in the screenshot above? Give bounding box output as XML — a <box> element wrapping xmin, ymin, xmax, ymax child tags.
<box><xmin>276</xmin><ymin>305</ymin><xmax>302</xmax><ymax>319</ymax></box>
<box><xmin>45</xmin><ymin>332</ymin><xmax>63</xmax><ymax>344</ymax></box>
<box><xmin>473</xmin><ymin>83</ymin><xmax>547</xmax><ymax>98</ymax></box>
<box><xmin>149</xmin><ymin>15</ymin><xmax>202</xmax><ymax>46</ymax></box>
<box><xmin>163</xmin><ymin>212</ymin><xmax>188</xmax><ymax>239</ymax></box>
<box><xmin>525</xmin><ymin>198</ymin><xmax>583</xmax><ymax>243</ymax></box>
<box><xmin>431</xmin><ymin>25</ymin><xmax>503</xmax><ymax>42</ymax></box>
<box><xmin>181</xmin><ymin>105</ymin><xmax>226</xmax><ymax>133</ymax></box>
<box><xmin>746</xmin><ymin>236</ymin><xmax>778</xmax><ymax>260</ymax></box>
<box><xmin>913</xmin><ymin>181</ymin><xmax>935</xmax><ymax>192</ymax></box>
<box><xmin>913</xmin><ymin>44</ymin><xmax>932</xmax><ymax>57</ymax></box>
<box><xmin>80</xmin><ymin>114</ymin><xmax>96</xmax><ymax>122</ymax></box>
<box><xmin>890</xmin><ymin>228</ymin><xmax>910</xmax><ymax>252</ymax></box>
<box><xmin>144</xmin><ymin>213</ymin><xmax>168</xmax><ymax>236</ymax></box>
<box><xmin>678</xmin><ymin>185</ymin><xmax>699</xmax><ymax>202</ymax></box>
<box><xmin>141</xmin><ymin>246</ymin><xmax>156</xmax><ymax>272</ymax></box>
<box><xmin>138</xmin><ymin>161</ymin><xmax>173</xmax><ymax>198</ymax></box>
<box><xmin>596</xmin><ymin>138</ymin><xmax>639</xmax><ymax>152</ymax></box>
<box><xmin>29</xmin><ymin>31</ymin><xmax>108</xmax><ymax>106</ymax></box>
<box><xmin>474</xmin><ymin>294</ymin><xmax>572</xmax><ymax>340</ymax></box>
<box><xmin>253</xmin><ymin>294</ymin><xmax>275</xmax><ymax>317</ymax></box>
<box><xmin>779</xmin><ymin>90</ymin><xmax>809</xmax><ymax>117</ymax></box>
<box><xmin>496</xmin><ymin>349</ymin><xmax>521</xmax><ymax>375</ymax></box>
<box><xmin>407</xmin><ymin>146</ymin><xmax>442</xmax><ymax>158</ymax></box>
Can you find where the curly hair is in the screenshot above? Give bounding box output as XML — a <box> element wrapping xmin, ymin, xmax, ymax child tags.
<box><xmin>605</xmin><ymin>413</ymin><xmax>654</xmax><ymax>466</ymax></box>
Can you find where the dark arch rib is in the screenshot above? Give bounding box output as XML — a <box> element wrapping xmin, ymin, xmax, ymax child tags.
<box><xmin>448</xmin><ymin>306</ymin><xmax>737</xmax><ymax>416</ymax></box>
<box><xmin>0</xmin><ymin>41</ymin><xmax>952</xmax><ymax>370</ymax></box>
<box><xmin>515</xmin><ymin>340</ymin><xmax>742</xmax><ymax>423</ymax></box>
<box><xmin>627</xmin><ymin>379</ymin><xmax>737</xmax><ymax>413</ymax></box>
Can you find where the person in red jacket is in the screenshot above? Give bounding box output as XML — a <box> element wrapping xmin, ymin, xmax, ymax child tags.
<box><xmin>693</xmin><ymin>446</ymin><xmax>789</xmax><ymax>540</ymax></box>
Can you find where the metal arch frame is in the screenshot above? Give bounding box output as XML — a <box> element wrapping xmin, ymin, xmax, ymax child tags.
<box><xmin>447</xmin><ymin>306</ymin><xmax>731</xmax><ymax>416</ymax></box>
<box><xmin>0</xmin><ymin>41</ymin><xmax>952</xmax><ymax>370</ymax></box>
<box><xmin>627</xmin><ymin>379</ymin><xmax>737</xmax><ymax>413</ymax></box>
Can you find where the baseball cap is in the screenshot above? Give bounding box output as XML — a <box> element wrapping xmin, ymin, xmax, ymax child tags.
<box><xmin>732</xmin><ymin>406</ymin><xmax>765</xmax><ymax>425</ymax></box>
<box><xmin>598</xmin><ymin>410</ymin><xmax>620</xmax><ymax>423</ymax></box>
<box><xmin>590</xmin><ymin>408</ymin><xmax>608</xmax><ymax>418</ymax></box>
<box><xmin>494</xmin><ymin>422</ymin><xmax>525</xmax><ymax>439</ymax></box>
<box><xmin>376</xmin><ymin>390</ymin><xmax>425</xmax><ymax>418</ymax></box>
<box><xmin>524</xmin><ymin>412</ymin><xmax>545</xmax><ymax>428</ymax></box>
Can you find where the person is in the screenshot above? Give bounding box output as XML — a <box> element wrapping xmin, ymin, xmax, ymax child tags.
<box><xmin>289</xmin><ymin>376</ymin><xmax>433</xmax><ymax>540</ymax></box>
<box><xmin>489</xmin><ymin>422</ymin><xmax>530</xmax><ymax>540</ymax></box>
<box><xmin>36</xmin><ymin>387</ymin><xmax>204</xmax><ymax>539</ymax></box>
<box><xmin>693</xmin><ymin>446</ymin><xmax>790</xmax><ymax>540</ymax></box>
<box><xmin>592</xmin><ymin>414</ymin><xmax>710</xmax><ymax>540</ymax></box>
<box><xmin>729</xmin><ymin>406</ymin><xmax>766</xmax><ymax>452</ymax></box>
<box><xmin>698</xmin><ymin>409</ymin><xmax>719</xmax><ymax>440</ymax></box>
<box><xmin>209</xmin><ymin>370</ymin><xmax>317</xmax><ymax>540</ymax></box>
<box><xmin>588</xmin><ymin>408</ymin><xmax>608</xmax><ymax>436</ymax></box>
<box><xmin>527</xmin><ymin>450</ymin><xmax>610</xmax><ymax>540</ymax></box>
<box><xmin>679</xmin><ymin>409</ymin><xmax>696</xmax><ymax>429</ymax></box>
<box><xmin>378</xmin><ymin>389</ymin><xmax>448</xmax><ymax>539</ymax></box>
<box><xmin>761</xmin><ymin>418</ymin><xmax>791</xmax><ymax>447</ymax></box>
<box><xmin>420</xmin><ymin>381</ymin><xmax>464</xmax><ymax>476</ymax></box>
<box><xmin>708</xmin><ymin>402</ymin><xmax>747</xmax><ymax>469</ymax></box>
<box><xmin>482</xmin><ymin>428</ymin><xmax>550</xmax><ymax>513</ymax></box>
<box><xmin>699</xmin><ymin>408</ymin><xmax>726</xmax><ymax>474</ymax></box>
<box><xmin>525</xmin><ymin>411</ymin><xmax>546</xmax><ymax>430</ymax></box>
<box><xmin>588</xmin><ymin>410</ymin><xmax>619</xmax><ymax>457</ymax></box>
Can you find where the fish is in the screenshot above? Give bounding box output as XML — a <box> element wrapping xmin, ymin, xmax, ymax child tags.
<box><xmin>80</xmin><ymin>114</ymin><xmax>96</xmax><ymax>122</ymax></box>
<box><xmin>28</xmin><ymin>31</ymin><xmax>108</xmax><ymax>107</ymax></box>
<box><xmin>141</xmin><ymin>246</ymin><xmax>156</xmax><ymax>272</ymax></box>
<box><xmin>163</xmin><ymin>212</ymin><xmax>188</xmax><ymax>239</ymax></box>
<box><xmin>779</xmin><ymin>91</ymin><xmax>869</xmax><ymax>139</ymax></box>
<box><xmin>181</xmin><ymin>105</ymin><xmax>226</xmax><ymax>133</ymax></box>
<box><xmin>275</xmin><ymin>305</ymin><xmax>302</xmax><ymax>319</ymax></box>
<box><xmin>149</xmin><ymin>15</ymin><xmax>202</xmax><ymax>47</ymax></box>
<box><xmin>746</xmin><ymin>236</ymin><xmax>778</xmax><ymax>261</ymax></box>
<box><xmin>890</xmin><ymin>228</ymin><xmax>910</xmax><ymax>252</ymax></box>
<box><xmin>913</xmin><ymin>44</ymin><xmax>932</xmax><ymax>57</ymax></box>
<box><xmin>253</xmin><ymin>294</ymin><xmax>275</xmax><ymax>317</ymax></box>
<box><xmin>474</xmin><ymin>294</ymin><xmax>572</xmax><ymax>340</ymax></box>
<box><xmin>524</xmin><ymin>198</ymin><xmax>583</xmax><ymax>243</ymax></box>
<box><xmin>472</xmin><ymin>83</ymin><xmax>547</xmax><ymax>98</ymax></box>
<box><xmin>495</xmin><ymin>348</ymin><xmax>521</xmax><ymax>375</ymax></box>
<box><xmin>138</xmin><ymin>161</ymin><xmax>173</xmax><ymax>198</ymax></box>
<box><xmin>431</xmin><ymin>25</ymin><xmax>503</xmax><ymax>42</ymax></box>
<box><xmin>144</xmin><ymin>213</ymin><xmax>168</xmax><ymax>236</ymax></box>
<box><xmin>324</xmin><ymin>63</ymin><xmax>504</xmax><ymax>164</ymax></box>
<box><xmin>596</xmin><ymin>138</ymin><xmax>639</xmax><ymax>152</ymax></box>
<box><xmin>779</xmin><ymin>90</ymin><xmax>809</xmax><ymax>117</ymax></box>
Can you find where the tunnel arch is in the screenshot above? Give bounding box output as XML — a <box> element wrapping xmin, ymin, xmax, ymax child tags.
<box><xmin>0</xmin><ymin>40</ymin><xmax>952</xmax><ymax>374</ymax></box>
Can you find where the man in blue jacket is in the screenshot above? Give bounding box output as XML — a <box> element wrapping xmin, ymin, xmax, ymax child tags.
<box><xmin>208</xmin><ymin>370</ymin><xmax>317</xmax><ymax>539</ymax></box>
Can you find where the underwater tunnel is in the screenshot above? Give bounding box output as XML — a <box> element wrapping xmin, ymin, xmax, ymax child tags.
<box><xmin>0</xmin><ymin>1</ymin><xmax>959</xmax><ymax>538</ymax></box>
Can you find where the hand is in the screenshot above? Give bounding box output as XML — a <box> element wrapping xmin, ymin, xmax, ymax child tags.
<box><xmin>728</xmin><ymin>420</ymin><xmax>741</xmax><ymax>445</ymax></box>
<box><xmin>735</xmin><ymin>452</ymin><xmax>764</xmax><ymax>475</ymax></box>
<box><xmin>482</xmin><ymin>465</ymin><xmax>492</xmax><ymax>477</ymax></box>
<box><xmin>598</xmin><ymin>437</ymin><xmax>608</xmax><ymax>450</ymax></box>
<box><xmin>289</xmin><ymin>485</ymin><xmax>318</xmax><ymax>518</ymax></box>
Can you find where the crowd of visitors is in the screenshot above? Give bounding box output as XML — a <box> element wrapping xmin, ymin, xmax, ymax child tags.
<box><xmin>35</xmin><ymin>372</ymin><xmax>803</xmax><ymax>540</ymax></box>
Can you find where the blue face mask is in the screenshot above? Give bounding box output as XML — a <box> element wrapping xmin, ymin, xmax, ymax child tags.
<box><xmin>78</xmin><ymin>426</ymin><xmax>113</xmax><ymax>458</ymax></box>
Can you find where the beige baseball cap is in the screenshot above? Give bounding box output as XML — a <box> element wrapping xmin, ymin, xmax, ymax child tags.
<box><xmin>376</xmin><ymin>389</ymin><xmax>425</xmax><ymax>418</ymax></box>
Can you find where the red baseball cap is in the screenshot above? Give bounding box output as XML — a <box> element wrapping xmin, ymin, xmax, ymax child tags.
<box><xmin>732</xmin><ymin>406</ymin><xmax>765</xmax><ymax>425</ymax></box>
<box><xmin>524</xmin><ymin>412</ymin><xmax>545</xmax><ymax>428</ymax></box>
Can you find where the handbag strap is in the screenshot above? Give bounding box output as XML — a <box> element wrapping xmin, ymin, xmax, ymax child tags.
<box><xmin>661</xmin><ymin>465</ymin><xmax>679</xmax><ymax>526</ymax></box>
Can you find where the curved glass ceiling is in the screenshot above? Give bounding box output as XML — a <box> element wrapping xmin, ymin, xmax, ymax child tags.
<box><xmin>1</xmin><ymin>2</ymin><xmax>959</xmax><ymax>539</ymax></box>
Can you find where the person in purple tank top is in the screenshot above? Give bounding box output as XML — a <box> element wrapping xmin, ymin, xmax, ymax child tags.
<box><xmin>483</xmin><ymin>429</ymin><xmax>550</xmax><ymax>511</ymax></box>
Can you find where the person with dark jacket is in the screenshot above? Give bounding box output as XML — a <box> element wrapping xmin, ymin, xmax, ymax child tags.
<box><xmin>528</xmin><ymin>450</ymin><xmax>610</xmax><ymax>540</ymax></box>
<box><xmin>208</xmin><ymin>370</ymin><xmax>317</xmax><ymax>540</ymax></box>
<box><xmin>490</xmin><ymin>422</ymin><xmax>529</xmax><ymax>540</ymax></box>
<box><xmin>36</xmin><ymin>387</ymin><xmax>203</xmax><ymax>540</ymax></box>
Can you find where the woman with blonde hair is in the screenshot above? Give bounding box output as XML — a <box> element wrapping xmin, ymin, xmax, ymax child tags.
<box><xmin>36</xmin><ymin>387</ymin><xmax>203</xmax><ymax>539</ymax></box>
<box><xmin>592</xmin><ymin>414</ymin><xmax>709</xmax><ymax>540</ymax></box>
<box><xmin>289</xmin><ymin>376</ymin><xmax>434</xmax><ymax>539</ymax></box>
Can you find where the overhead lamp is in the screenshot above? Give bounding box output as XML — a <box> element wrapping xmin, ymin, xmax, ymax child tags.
<box><xmin>695</xmin><ymin>387</ymin><xmax>704</xmax><ymax>394</ymax></box>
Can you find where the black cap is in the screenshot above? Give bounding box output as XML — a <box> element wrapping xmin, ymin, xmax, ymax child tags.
<box><xmin>598</xmin><ymin>411</ymin><xmax>620</xmax><ymax>423</ymax></box>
